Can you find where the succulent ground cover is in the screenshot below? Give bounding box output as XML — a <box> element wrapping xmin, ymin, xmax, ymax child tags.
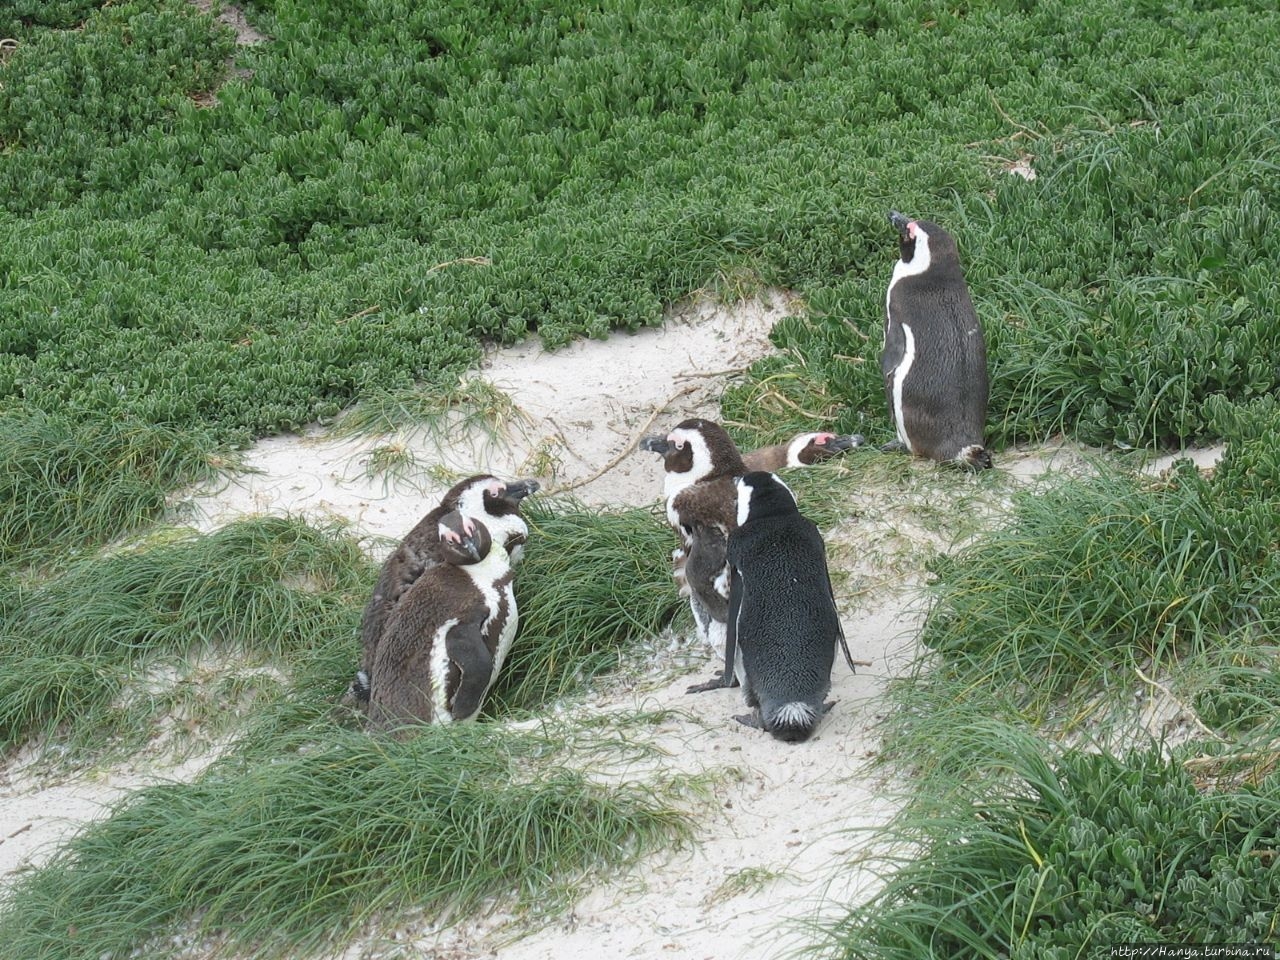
<box><xmin>1</xmin><ymin>1</ymin><xmax>1278</xmax><ymax>957</ymax></box>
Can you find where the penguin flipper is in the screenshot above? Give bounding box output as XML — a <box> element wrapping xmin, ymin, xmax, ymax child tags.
<box><xmin>444</xmin><ymin>616</ymin><xmax>495</xmax><ymax>721</ymax></box>
<box><xmin>733</xmin><ymin>711</ymin><xmax>763</xmax><ymax>730</ymax></box>
<box><xmin>825</xmin><ymin>565</ymin><xmax>857</xmax><ymax>674</ymax></box>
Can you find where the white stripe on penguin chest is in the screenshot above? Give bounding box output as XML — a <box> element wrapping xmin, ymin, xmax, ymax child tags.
<box><xmin>891</xmin><ymin>323</ymin><xmax>916</xmax><ymax>449</ymax></box>
<box><xmin>466</xmin><ymin>547</ymin><xmax>517</xmax><ymax>684</ymax></box>
<box><xmin>885</xmin><ymin>230</ymin><xmax>932</xmax><ymax>452</ymax></box>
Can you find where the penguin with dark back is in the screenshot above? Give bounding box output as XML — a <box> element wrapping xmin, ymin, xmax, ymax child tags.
<box><xmin>367</xmin><ymin>509</ymin><xmax>519</xmax><ymax>731</ymax></box>
<box><xmin>723</xmin><ymin>471</ymin><xmax>856</xmax><ymax>742</ymax></box>
<box><xmin>351</xmin><ymin>474</ymin><xmax>537</xmax><ymax>704</ymax></box>
<box><xmin>881</xmin><ymin>210</ymin><xmax>991</xmax><ymax>470</ymax></box>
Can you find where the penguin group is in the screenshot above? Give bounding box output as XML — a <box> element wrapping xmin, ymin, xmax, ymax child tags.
<box><xmin>349</xmin><ymin>209</ymin><xmax>988</xmax><ymax>741</ymax></box>
<box><xmin>351</xmin><ymin>473</ymin><xmax>538</xmax><ymax>731</ymax></box>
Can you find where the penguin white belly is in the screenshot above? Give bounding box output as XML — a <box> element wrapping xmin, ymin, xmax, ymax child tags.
<box><xmin>430</xmin><ymin>618</ymin><xmax>459</xmax><ymax>724</ymax></box>
<box><xmin>489</xmin><ymin>581</ymin><xmax>518</xmax><ymax>679</ymax></box>
<box><xmin>890</xmin><ymin>321</ymin><xmax>917</xmax><ymax>451</ymax></box>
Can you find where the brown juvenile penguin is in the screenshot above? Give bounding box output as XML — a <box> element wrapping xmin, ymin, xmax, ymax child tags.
<box><xmin>882</xmin><ymin>210</ymin><xmax>991</xmax><ymax>469</ymax></box>
<box><xmin>367</xmin><ymin>510</ymin><xmax>518</xmax><ymax>731</ymax></box>
<box><xmin>352</xmin><ymin>474</ymin><xmax>537</xmax><ymax>704</ymax></box>
<box><xmin>639</xmin><ymin>418</ymin><xmax>747</xmax><ymax>692</ymax></box>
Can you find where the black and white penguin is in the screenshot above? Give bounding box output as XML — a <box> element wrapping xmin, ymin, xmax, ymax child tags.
<box><xmin>366</xmin><ymin>510</ymin><xmax>518</xmax><ymax>730</ymax></box>
<box><xmin>351</xmin><ymin>474</ymin><xmax>537</xmax><ymax>704</ymax></box>
<box><xmin>882</xmin><ymin>210</ymin><xmax>991</xmax><ymax>469</ymax></box>
<box><xmin>724</xmin><ymin>471</ymin><xmax>851</xmax><ymax>742</ymax></box>
<box><xmin>639</xmin><ymin>418</ymin><xmax>747</xmax><ymax>692</ymax></box>
<box><xmin>741</xmin><ymin>432</ymin><xmax>865</xmax><ymax>472</ymax></box>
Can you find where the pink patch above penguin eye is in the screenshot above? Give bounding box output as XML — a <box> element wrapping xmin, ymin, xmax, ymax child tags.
<box><xmin>486</xmin><ymin>481</ymin><xmax>503</xmax><ymax>497</ymax></box>
<box><xmin>441</xmin><ymin>528</ymin><xmax>460</xmax><ymax>543</ymax></box>
<box><xmin>815</xmin><ymin>432</ymin><xmax>835</xmax><ymax>443</ymax></box>
<box><xmin>462</xmin><ymin>515</ymin><xmax>476</xmax><ymax>536</ymax></box>
<box><xmin>907</xmin><ymin>222</ymin><xmax>919</xmax><ymax>239</ymax></box>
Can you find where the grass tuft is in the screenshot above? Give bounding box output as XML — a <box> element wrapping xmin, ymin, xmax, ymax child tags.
<box><xmin>0</xmin><ymin>407</ymin><xmax>225</xmax><ymax>573</ymax></box>
<box><xmin>0</xmin><ymin>719</ymin><xmax>702</xmax><ymax>960</ymax></box>
<box><xmin>806</xmin><ymin>724</ymin><xmax>1280</xmax><ymax>958</ymax></box>
<box><xmin>0</xmin><ymin>516</ymin><xmax>371</xmax><ymax>766</ymax></box>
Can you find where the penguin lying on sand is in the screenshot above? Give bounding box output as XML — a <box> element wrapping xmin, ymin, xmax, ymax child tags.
<box><xmin>741</xmin><ymin>432</ymin><xmax>865</xmax><ymax>472</ymax></box>
<box><xmin>882</xmin><ymin>210</ymin><xmax>991</xmax><ymax>470</ymax></box>
<box><xmin>367</xmin><ymin>510</ymin><xmax>518</xmax><ymax>731</ymax></box>
<box><xmin>351</xmin><ymin>474</ymin><xmax>537</xmax><ymax>704</ymax></box>
<box><xmin>723</xmin><ymin>471</ymin><xmax>856</xmax><ymax>742</ymax></box>
<box><xmin>639</xmin><ymin>418</ymin><xmax>747</xmax><ymax>692</ymax></box>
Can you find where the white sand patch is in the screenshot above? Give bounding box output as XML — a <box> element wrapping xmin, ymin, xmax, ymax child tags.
<box><xmin>0</xmin><ymin>752</ymin><xmax>216</xmax><ymax>879</ymax></box>
<box><xmin>184</xmin><ymin>291</ymin><xmax>794</xmax><ymax>544</ymax></box>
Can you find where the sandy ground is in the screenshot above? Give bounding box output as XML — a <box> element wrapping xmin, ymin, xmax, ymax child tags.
<box><xmin>0</xmin><ymin>290</ymin><xmax>1226</xmax><ymax>958</ymax></box>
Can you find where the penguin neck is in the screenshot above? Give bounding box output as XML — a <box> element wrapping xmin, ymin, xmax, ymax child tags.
<box><xmin>462</xmin><ymin>542</ymin><xmax>512</xmax><ymax>585</ymax></box>
<box><xmin>889</xmin><ymin>237</ymin><xmax>932</xmax><ymax>290</ymax></box>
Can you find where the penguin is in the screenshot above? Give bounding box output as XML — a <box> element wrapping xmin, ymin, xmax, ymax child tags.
<box><xmin>367</xmin><ymin>510</ymin><xmax>518</xmax><ymax>730</ymax></box>
<box><xmin>741</xmin><ymin>432</ymin><xmax>865</xmax><ymax>472</ymax></box>
<box><xmin>638</xmin><ymin>418</ymin><xmax>747</xmax><ymax>692</ymax></box>
<box><xmin>723</xmin><ymin>471</ymin><xmax>854</xmax><ymax>742</ymax></box>
<box><xmin>882</xmin><ymin>210</ymin><xmax>991</xmax><ymax>469</ymax></box>
<box><xmin>351</xmin><ymin>474</ymin><xmax>537</xmax><ymax>704</ymax></box>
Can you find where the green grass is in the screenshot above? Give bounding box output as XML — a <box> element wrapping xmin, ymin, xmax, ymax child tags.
<box><xmin>0</xmin><ymin>515</ymin><xmax>371</xmax><ymax>766</ymax></box>
<box><xmin>807</xmin><ymin>722</ymin><xmax>1280</xmax><ymax>959</ymax></box>
<box><xmin>488</xmin><ymin>497</ymin><xmax>686</xmax><ymax>713</ymax></box>
<box><xmin>0</xmin><ymin>407</ymin><xmax>226</xmax><ymax>574</ymax></box>
<box><xmin>0</xmin><ymin>718</ymin><xmax>704</xmax><ymax>960</ymax></box>
<box><xmin>3</xmin><ymin>0</ymin><xmax>1279</xmax><ymax>453</ymax></box>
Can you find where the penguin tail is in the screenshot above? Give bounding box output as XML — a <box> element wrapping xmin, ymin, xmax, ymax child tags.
<box><xmin>765</xmin><ymin>701</ymin><xmax>820</xmax><ymax>743</ymax></box>
<box><xmin>349</xmin><ymin>669</ymin><xmax>371</xmax><ymax>704</ymax></box>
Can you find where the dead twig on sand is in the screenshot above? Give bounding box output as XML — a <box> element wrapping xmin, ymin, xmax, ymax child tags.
<box><xmin>547</xmin><ymin>384</ymin><xmax>698</xmax><ymax>495</ymax></box>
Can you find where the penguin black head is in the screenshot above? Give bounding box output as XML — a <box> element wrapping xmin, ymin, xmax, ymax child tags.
<box><xmin>436</xmin><ymin>510</ymin><xmax>492</xmax><ymax>565</ymax></box>
<box><xmin>447</xmin><ymin>474</ymin><xmax>537</xmax><ymax>520</ymax></box>
<box><xmin>888</xmin><ymin>210</ymin><xmax>959</xmax><ymax>273</ymax></box>
<box><xmin>640</xmin><ymin>418</ymin><xmax>745</xmax><ymax>483</ymax></box>
<box><xmin>734</xmin><ymin>470</ymin><xmax>799</xmax><ymax>526</ymax></box>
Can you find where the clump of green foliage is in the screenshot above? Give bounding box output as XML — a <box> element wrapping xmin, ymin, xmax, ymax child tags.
<box><xmin>0</xmin><ymin>407</ymin><xmax>223</xmax><ymax>573</ymax></box>
<box><xmin>810</xmin><ymin>725</ymin><xmax>1280</xmax><ymax>958</ymax></box>
<box><xmin>4</xmin><ymin>0</ymin><xmax>1278</xmax><ymax>452</ymax></box>
<box><xmin>491</xmin><ymin>497</ymin><xmax>684</xmax><ymax>712</ymax></box>
<box><xmin>0</xmin><ymin>719</ymin><xmax>700</xmax><ymax>960</ymax></box>
<box><xmin>0</xmin><ymin>515</ymin><xmax>371</xmax><ymax>763</ymax></box>
<box><xmin>879</xmin><ymin>397</ymin><xmax>1280</xmax><ymax>753</ymax></box>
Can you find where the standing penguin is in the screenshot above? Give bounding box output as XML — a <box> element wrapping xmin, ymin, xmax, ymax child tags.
<box><xmin>367</xmin><ymin>510</ymin><xmax>518</xmax><ymax>731</ymax></box>
<box><xmin>724</xmin><ymin>471</ymin><xmax>853</xmax><ymax>742</ymax></box>
<box><xmin>882</xmin><ymin>210</ymin><xmax>991</xmax><ymax>469</ymax></box>
<box><xmin>639</xmin><ymin>418</ymin><xmax>747</xmax><ymax>692</ymax></box>
<box><xmin>352</xmin><ymin>474</ymin><xmax>537</xmax><ymax>704</ymax></box>
<box><xmin>741</xmin><ymin>432</ymin><xmax>865</xmax><ymax>472</ymax></box>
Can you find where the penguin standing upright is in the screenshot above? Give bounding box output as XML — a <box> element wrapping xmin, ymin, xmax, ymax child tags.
<box><xmin>367</xmin><ymin>510</ymin><xmax>518</xmax><ymax>731</ymax></box>
<box><xmin>724</xmin><ymin>471</ymin><xmax>853</xmax><ymax>742</ymax></box>
<box><xmin>639</xmin><ymin>418</ymin><xmax>747</xmax><ymax>691</ymax></box>
<box><xmin>741</xmin><ymin>432</ymin><xmax>865</xmax><ymax>472</ymax></box>
<box><xmin>352</xmin><ymin>474</ymin><xmax>537</xmax><ymax>704</ymax></box>
<box><xmin>881</xmin><ymin>210</ymin><xmax>991</xmax><ymax>469</ymax></box>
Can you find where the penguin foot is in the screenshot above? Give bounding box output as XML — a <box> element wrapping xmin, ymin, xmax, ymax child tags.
<box><xmin>879</xmin><ymin>440</ymin><xmax>910</xmax><ymax>454</ymax></box>
<box><xmin>686</xmin><ymin>671</ymin><xmax>739</xmax><ymax>694</ymax></box>
<box><xmin>822</xmin><ymin>700</ymin><xmax>836</xmax><ymax>715</ymax></box>
<box><xmin>733</xmin><ymin>712</ymin><xmax>763</xmax><ymax>730</ymax></box>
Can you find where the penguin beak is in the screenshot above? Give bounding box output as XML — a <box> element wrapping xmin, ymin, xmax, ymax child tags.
<box><xmin>639</xmin><ymin>435</ymin><xmax>673</xmax><ymax>456</ymax></box>
<box><xmin>462</xmin><ymin>536</ymin><xmax>484</xmax><ymax>563</ymax></box>
<box><xmin>820</xmin><ymin>434</ymin><xmax>865</xmax><ymax>454</ymax></box>
<box><xmin>503</xmin><ymin>479</ymin><xmax>539</xmax><ymax>501</ymax></box>
<box><xmin>888</xmin><ymin>210</ymin><xmax>912</xmax><ymax>238</ymax></box>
